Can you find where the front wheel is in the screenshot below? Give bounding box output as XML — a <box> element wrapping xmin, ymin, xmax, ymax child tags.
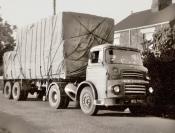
<box><xmin>80</xmin><ymin>86</ymin><xmax>98</xmax><ymax>115</ymax></box>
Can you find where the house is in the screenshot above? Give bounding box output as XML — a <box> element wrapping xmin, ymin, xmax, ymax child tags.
<box><xmin>114</xmin><ymin>0</ymin><xmax>175</xmax><ymax>50</ymax></box>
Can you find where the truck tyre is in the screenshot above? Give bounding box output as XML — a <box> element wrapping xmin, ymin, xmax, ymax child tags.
<box><xmin>4</xmin><ymin>81</ymin><xmax>13</xmax><ymax>99</ymax></box>
<box><xmin>80</xmin><ymin>86</ymin><xmax>98</xmax><ymax>115</ymax></box>
<box><xmin>12</xmin><ymin>82</ymin><xmax>27</xmax><ymax>101</ymax></box>
<box><xmin>49</xmin><ymin>83</ymin><xmax>69</xmax><ymax>109</ymax></box>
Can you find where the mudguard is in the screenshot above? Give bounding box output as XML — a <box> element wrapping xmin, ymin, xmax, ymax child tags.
<box><xmin>76</xmin><ymin>81</ymin><xmax>98</xmax><ymax>101</ymax></box>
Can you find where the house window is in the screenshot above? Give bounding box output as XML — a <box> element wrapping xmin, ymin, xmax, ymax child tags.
<box><xmin>140</xmin><ymin>27</ymin><xmax>155</xmax><ymax>41</ymax></box>
<box><xmin>114</xmin><ymin>30</ymin><xmax>129</xmax><ymax>46</ymax></box>
<box><xmin>130</xmin><ymin>29</ymin><xmax>143</xmax><ymax>49</ymax></box>
<box><xmin>114</xmin><ymin>33</ymin><xmax>120</xmax><ymax>45</ymax></box>
<box><xmin>137</xmin><ymin>27</ymin><xmax>156</xmax><ymax>51</ymax></box>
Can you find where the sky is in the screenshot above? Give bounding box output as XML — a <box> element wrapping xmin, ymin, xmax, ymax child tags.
<box><xmin>0</xmin><ymin>0</ymin><xmax>173</xmax><ymax>27</ymax></box>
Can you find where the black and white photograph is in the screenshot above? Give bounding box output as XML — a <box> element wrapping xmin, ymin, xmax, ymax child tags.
<box><xmin>0</xmin><ymin>0</ymin><xmax>175</xmax><ymax>133</ymax></box>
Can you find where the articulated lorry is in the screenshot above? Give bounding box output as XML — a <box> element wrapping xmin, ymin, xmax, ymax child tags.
<box><xmin>3</xmin><ymin>12</ymin><xmax>151</xmax><ymax>115</ymax></box>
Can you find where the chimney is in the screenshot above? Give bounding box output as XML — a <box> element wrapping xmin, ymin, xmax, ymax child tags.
<box><xmin>151</xmin><ymin>0</ymin><xmax>172</xmax><ymax>12</ymax></box>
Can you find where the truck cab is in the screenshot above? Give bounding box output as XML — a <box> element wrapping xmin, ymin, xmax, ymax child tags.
<box><xmin>77</xmin><ymin>44</ymin><xmax>151</xmax><ymax>115</ymax></box>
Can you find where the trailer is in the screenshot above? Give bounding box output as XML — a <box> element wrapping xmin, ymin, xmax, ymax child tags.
<box><xmin>3</xmin><ymin>12</ymin><xmax>151</xmax><ymax>115</ymax></box>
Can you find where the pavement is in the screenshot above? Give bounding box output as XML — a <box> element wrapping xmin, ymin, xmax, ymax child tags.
<box><xmin>0</xmin><ymin>111</ymin><xmax>41</xmax><ymax>133</ymax></box>
<box><xmin>0</xmin><ymin>91</ymin><xmax>175</xmax><ymax>133</ymax></box>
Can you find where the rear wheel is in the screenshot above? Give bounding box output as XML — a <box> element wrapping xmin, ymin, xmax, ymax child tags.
<box><xmin>4</xmin><ymin>81</ymin><xmax>12</xmax><ymax>99</ymax></box>
<box><xmin>80</xmin><ymin>86</ymin><xmax>98</xmax><ymax>115</ymax></box>
<box><xmin>12</xmin><ymin>82</ymin><xmax>28</xmax><ymax>101</ymax></box>
<box><xmin>48</xmin><ymin>83</ymin><xmax>69</xmax><ymax>109</ymax></box>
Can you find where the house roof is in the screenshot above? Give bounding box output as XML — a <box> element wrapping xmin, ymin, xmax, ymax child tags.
<box><xmin>115</xmin><ymin>3</ymin><xmax>175</xmax><ymax>31</ymax></box>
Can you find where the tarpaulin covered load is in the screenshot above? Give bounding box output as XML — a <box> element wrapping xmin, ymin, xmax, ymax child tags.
<box><xmin>3</xmin><ymin>12</ymin><xmax>114</xmax><ymax>80</ymax></box>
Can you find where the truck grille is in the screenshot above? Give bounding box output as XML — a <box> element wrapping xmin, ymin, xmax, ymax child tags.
<box><xmin>122</xmin><ymin>71</ymin><xmax>144</xmax><ymax>79</ymax></box>
<box><xmin>125</xmin><ymin>84</ymin><xmax>146</xmax><ymax>95</ymax></box>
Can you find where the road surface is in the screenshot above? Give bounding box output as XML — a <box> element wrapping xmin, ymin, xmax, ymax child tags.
<box><xmin>0</xmin><ymin>91</ymin><xmax>175</xmax><ymax>133</ymax></box>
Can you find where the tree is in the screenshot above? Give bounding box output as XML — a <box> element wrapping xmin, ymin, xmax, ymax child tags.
<box><xmin>0</xmin><ymin>16</ymin><xmax>16</xmax><ymax>75</ymax></box>
<box><xmin>143</xmin><ymin>26</ymin><xmax>175</xmax><ymax>62</ymax></box>
<box><xmin>143</xmin><ymin>26</ymin><xmax>175</xmax><ymax>114</ymax></box>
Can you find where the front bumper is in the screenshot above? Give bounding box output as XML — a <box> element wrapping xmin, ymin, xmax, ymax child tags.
<box><xmin>94</xmin><ymin>96</ymin><xmax>147</xmax><ymax>107</ymax></box>
<box><xmin>95</xmin><ymin>79</ymin><xmax>149</xmax><ymax>107</ymax></box>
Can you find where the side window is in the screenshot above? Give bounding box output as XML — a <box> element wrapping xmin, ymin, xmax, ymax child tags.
<box><xmin>91</xmin><ymin>51</ymin><xmax>99</xmax><ymax>63</ymax></box>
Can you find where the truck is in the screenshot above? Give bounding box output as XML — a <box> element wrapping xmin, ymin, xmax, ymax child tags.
<box><xmin>3</xmin><ymin>12</ymin><xmax>151</xmax><ymax>115</ymax></box>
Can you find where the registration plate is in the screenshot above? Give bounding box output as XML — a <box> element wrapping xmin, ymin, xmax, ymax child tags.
<box><xmin>131</xmin><ymin>99</ymin><xmax>144</xmax><ymax>103</ymax></box>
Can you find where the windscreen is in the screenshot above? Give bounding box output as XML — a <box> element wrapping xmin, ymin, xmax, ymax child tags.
<box><xmin>105</xmin><ymin>48</ymin><xmax>143</xmax><ymax>65</ymax></box>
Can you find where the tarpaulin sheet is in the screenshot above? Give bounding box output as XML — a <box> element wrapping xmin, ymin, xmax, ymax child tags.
<box><xmin>3</xmin><ymin>12</ymin><xmax>114</xmax><ymax>80</ymax></box>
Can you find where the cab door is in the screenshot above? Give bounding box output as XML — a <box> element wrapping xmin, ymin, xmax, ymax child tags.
<box><xmin>86</xmin><ymin>50</ymin><xmax>107</xmax><ymax>99</ymax></box>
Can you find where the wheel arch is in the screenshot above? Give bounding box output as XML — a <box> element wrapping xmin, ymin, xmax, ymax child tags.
<box><xmin>76</xmin><ymin>81</ymin><xmax>98</xmax><ymax>101</ymax></box>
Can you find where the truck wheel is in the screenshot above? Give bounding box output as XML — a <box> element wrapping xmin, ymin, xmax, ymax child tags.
<box><xmin>80</xmin><ymin>86</ymin><xmax>98</xmax><ymax>115</ymax></box>
<box><xmin>12</xmin><ymin>82</ymin><xmax>25</xmax><ymax>101</ymax></box>
<box><xmin>49</xmin><ymin>83</ymin><xmax>69</xmax><ymax>109</ymax></box>
<box><xmin>4</xmin><ymin>81</ymin><xmax>13</xmax><ymax>99</ymax></box>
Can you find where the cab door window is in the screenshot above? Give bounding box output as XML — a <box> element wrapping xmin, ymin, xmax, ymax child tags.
<box><xmin>91</xmin><ymin>51</ymin><xmax>99</xmax><ymax>63</ymax></box>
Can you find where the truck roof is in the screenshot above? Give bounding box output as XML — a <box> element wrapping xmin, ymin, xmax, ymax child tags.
<box><xmin>91</xmin><ymin>44</ymin><xmax>140</xmax><ymax>52</ymax></box>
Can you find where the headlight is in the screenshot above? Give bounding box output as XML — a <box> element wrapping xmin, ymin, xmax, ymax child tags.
<box><xmin>148</xmin><ymin>87</ymin><xmax>154</xmax><ymax>94</ymax></box>
<box><xmin>146</xmin><ymin>74</ymin><xmax>150</xmax><ymax>80</ymax></box>
<box><xmin>113</xmin><ymin>85</ymin><xmax>120</xmax><ymax>94</ymax></box>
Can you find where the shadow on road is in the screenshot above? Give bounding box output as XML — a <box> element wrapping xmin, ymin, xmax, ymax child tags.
<box><xmin>26</xmin><ymin>98</ymin><xmax>43</xmax><ymax>102</ymax></box>
<box><xmin>96</xmin><ymin>112</ymin><xmax>175</xmax><ymax>120</ymax></box>
<box><xmin>166</xmin><ymin>115</ymin><xmax>175</xmax><ymax>120</ymax></box>
<box><xmin>155</xmin><ymin>113</ymin><xmax>175</xmax><ymax>120</ymax></box>
<box><xmin>67</xmin><ymin>106</ymin><xmax>80</xmax><ymax>110</ymax></box>
<box><xmin>97</xmin><ymin>112</ymin><xmax>147</xmax><ymax>117</ymax></box>
<box><xmin>97</xmin><ymin>111</ymin><xmax>175</xmax><ymax>119</ymax></box>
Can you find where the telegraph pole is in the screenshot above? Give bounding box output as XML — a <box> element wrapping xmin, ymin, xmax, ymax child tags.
<box><xmin>53</xmin><ymin>0</ymin><xmax>56</xmax><ymax>15</ymax></box>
